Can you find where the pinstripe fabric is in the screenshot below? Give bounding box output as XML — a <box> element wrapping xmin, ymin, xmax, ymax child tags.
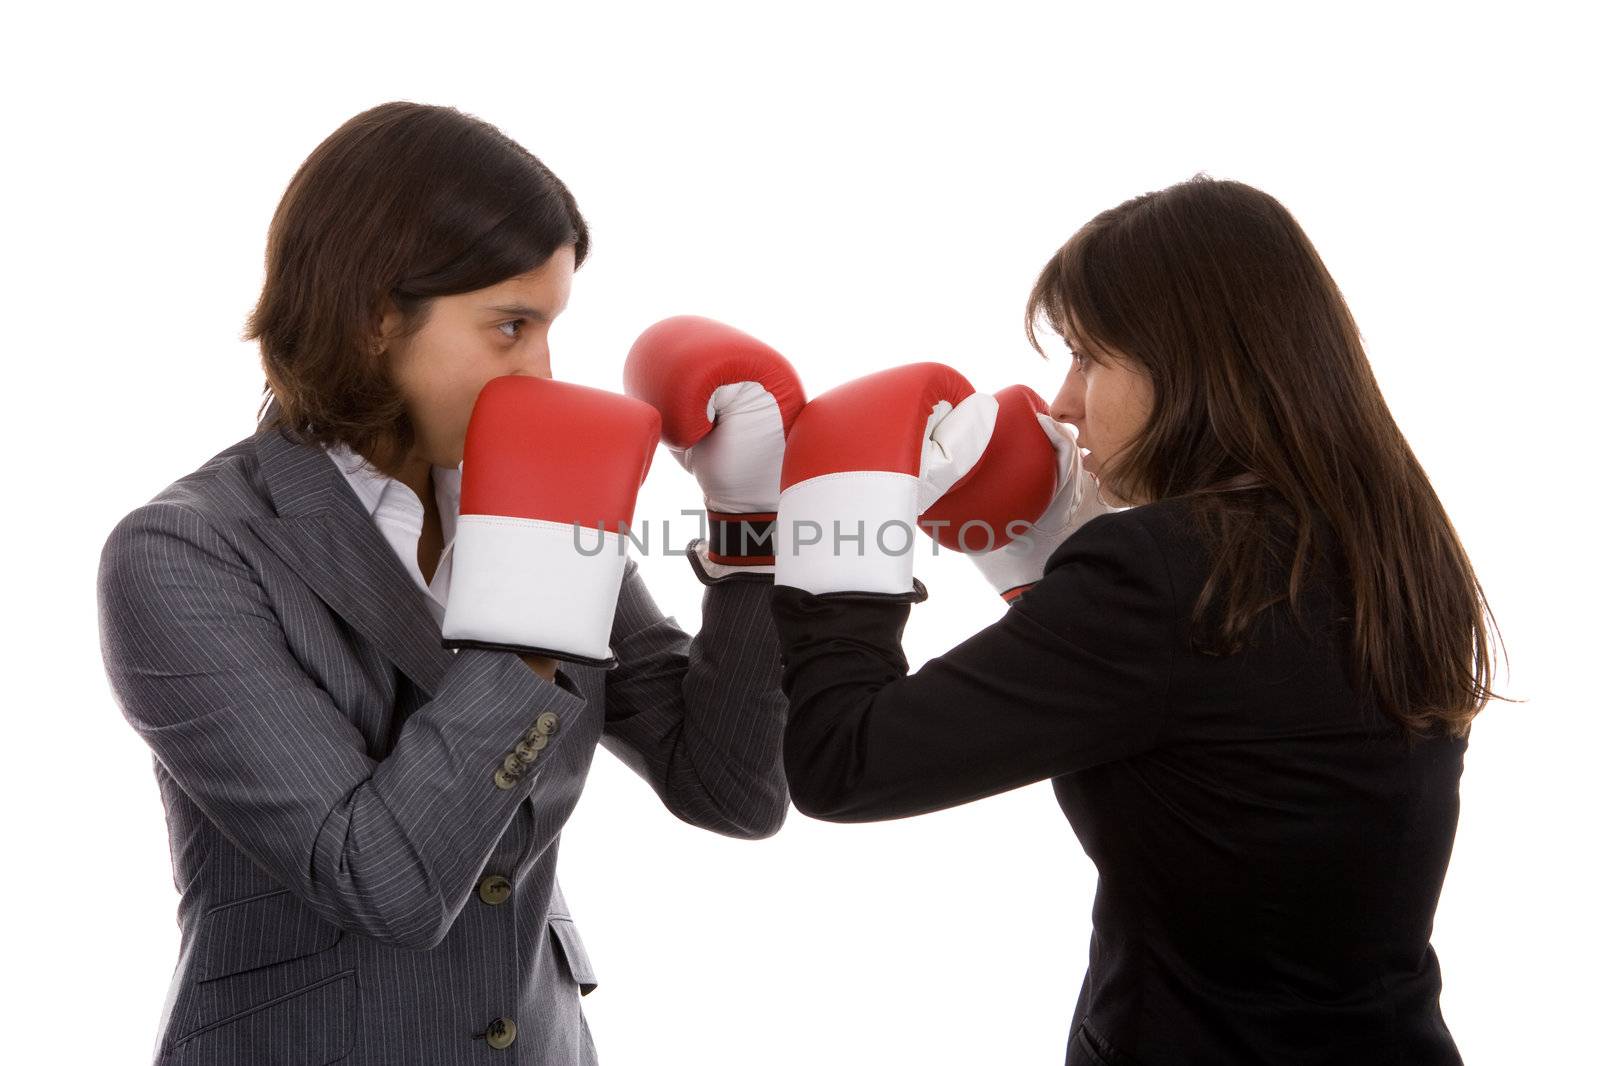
<box><xmin>97</xmin><ymin>414</ymin><xmax>790</xmax><ymax>1065</ymax></box>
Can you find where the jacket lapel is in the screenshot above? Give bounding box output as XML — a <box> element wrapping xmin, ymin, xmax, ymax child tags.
<box><xmin>245</xmin><ymin>419</ymin><xmax>454</xmax><ymax>697</ymax></box>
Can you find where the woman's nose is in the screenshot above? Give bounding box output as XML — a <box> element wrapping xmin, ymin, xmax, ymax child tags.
<box><xmin>515</xmin><ymin>348</ymin><xmax>553</xmax><ymax>380</ymax></box>
<box><xmin>1049</xmin><ymin>365</ymin><xmax>1085</xmax><ymax>425</ymax></box>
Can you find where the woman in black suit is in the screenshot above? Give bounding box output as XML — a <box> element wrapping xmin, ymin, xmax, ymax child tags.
<box><xmin>769</xmin><ymin>175</ymin><xmax>1500</xmax><ymax>1065</ymax></box>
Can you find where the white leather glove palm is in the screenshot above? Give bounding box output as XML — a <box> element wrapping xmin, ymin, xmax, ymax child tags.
<box><xmin>672</xmin><ymin>379</ymin><xmax>789</xmax><ymax>517</ymax></box>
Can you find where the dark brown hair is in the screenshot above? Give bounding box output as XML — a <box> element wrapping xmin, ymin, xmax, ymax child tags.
<box><xmin>1025</xmin><ymin>174</ymin><xmax>1502</xmax><ymax>739</ymax></box>
<box><xmin>245</xmin><ymin>101</ymin><xmax>589</xmax><ymax>474</ymax></box>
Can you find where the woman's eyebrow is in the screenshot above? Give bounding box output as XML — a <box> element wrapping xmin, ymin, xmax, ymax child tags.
<box><xmin>483</xmin><ymin>303</ymin><xmax>552</xmax><ymax>321</ymax></box>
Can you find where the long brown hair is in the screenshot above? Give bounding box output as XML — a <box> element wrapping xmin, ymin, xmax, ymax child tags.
<box><xmin>1025</xmin><ymin>174</ymin><xmax>1501</xmax><ymax>739</ymax></box>
<box><xmin>245</xmin><ymin>101</ymin><xmax>588</xmax><ymax>475</ymax></box>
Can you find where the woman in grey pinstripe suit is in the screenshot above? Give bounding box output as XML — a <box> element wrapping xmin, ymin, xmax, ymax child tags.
<box><xmin>96</xmin><ymin>101</ymin><xmax>791</xmax><ymax>1065</ymax></box>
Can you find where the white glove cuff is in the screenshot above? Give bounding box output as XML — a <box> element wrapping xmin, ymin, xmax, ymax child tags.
<box><xmin>443</xmin><ymin>515</ymin><xmax>626</xmax><ymax>666</ymax></box>
<box><xmin>775</xmin><ymin>472</ymin><xmax>920</xmax><ymax>596</ymax></box>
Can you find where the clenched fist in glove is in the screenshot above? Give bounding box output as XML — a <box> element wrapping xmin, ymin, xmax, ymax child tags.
<box><xmin>442</xmin><ymin>375</ymin><xmax>660</xmax><ymax>667</ymax></box>
<box><xmin>951</xmin><ymin>388</ymin><xmax>1115</xmax><ymax>602</ymax></box>
<box><xmin>624</xmin><ymin>316</ymin><xmax>807</xmax><ymax>584</ymax></box>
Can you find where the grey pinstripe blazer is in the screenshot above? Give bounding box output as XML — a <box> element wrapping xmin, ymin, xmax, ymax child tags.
<box><xmin>96</xmin><ymin>411</ymin><xmax>790</xmax><ymax>1065</ymax></box>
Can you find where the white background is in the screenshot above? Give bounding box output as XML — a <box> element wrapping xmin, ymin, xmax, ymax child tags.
<box><xmin>5</xmin><ymin>1</ymin><xmax>1595</xmax><ymax>1062</ymax></box>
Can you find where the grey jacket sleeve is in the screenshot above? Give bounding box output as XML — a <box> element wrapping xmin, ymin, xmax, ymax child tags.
<box><xmin>96</xmin><ymin>502</ymin><xmax>588</xmax><ymax>951</ymax></box>
<box><xmin>597</xmin><ymin>558</ymin><xmax>790</xmax><ymax>839</ymax></box>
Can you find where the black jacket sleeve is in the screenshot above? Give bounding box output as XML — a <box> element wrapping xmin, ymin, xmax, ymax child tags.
<box><xmin>770</xmin><ymin>510</ymin><xmax>1179</xmax><ymax>821</ymax></box>
<box><xmin>598</xmin><ymin>557</ymin><xmax>789</xmax><ymax>840</ymax></box>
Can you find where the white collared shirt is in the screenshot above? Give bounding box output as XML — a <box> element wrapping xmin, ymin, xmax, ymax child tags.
<box><xmin>324</xmin><ymin>443</ymin><xmax>462</xmax><ymax>627</ymax></box>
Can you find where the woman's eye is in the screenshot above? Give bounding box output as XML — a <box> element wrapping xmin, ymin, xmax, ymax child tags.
<box><xmin>496</xmin><ymin>319</ymin><xmax>523</xmax><ymax>340</ymax></box>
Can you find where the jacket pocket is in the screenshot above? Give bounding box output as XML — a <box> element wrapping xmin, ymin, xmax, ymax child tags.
<box><xmin>168</xmin><ymin>969</ymin><xmax>356</xmax><ymax>1065</ymax></box>
<box><xmin>1070</xmin><ymin>1020</ymin><xmax>1141</xmax><ymax>1066</ymax></box>
<box><xmin>193</xmin><ymin>887</ymin><xmax>342</xmax><ymax>982</ymax></box>
<box><xmin>548</xmin><ymin>915</ymin><xmax>598</xmax><ymax>995</ymax></box>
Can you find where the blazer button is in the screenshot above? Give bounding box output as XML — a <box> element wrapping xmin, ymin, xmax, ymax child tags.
<box><xmin>514</xmin><ymin>739</ymin><xmax>543</xmax><ymax>761</ymax></box>
<box><xmin>478</xmin><ymin>874</ymin><xmax>512</xmax><ymax>906</ymax></box>
<box><xmin>493</xmin><ymin>768</ymin><xmax>520</xmax><ymax>790</ymax></box>
<box><xmin>501</xmin><ymin>752</ymin><xmax>525</xmax><ymax>775</ymax></box>
<box><xmin>518</xmin><ymin>730</ymin><xmax>551</xmax><ymax>751</ymax></box>
<box><xmin>485</xmin><ymin>1016</ymin><xmax>517</xmax><ymax>1050</ymax></box>
<box><xmin>533</xmin><ymin>711</ymin><xmax>560</xmax><ymax>736</ymax></box>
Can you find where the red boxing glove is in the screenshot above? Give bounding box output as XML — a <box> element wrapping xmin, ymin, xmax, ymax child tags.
<box><xmin>919</xmin><ymin>383</ymin><xmax>1059</xmax><ymax>556</ymax></box>
<box><xmin>966</xmin><ymin>407</ymin><xmax>1112</xmax><ymax>601</ymax></box>
<box><xmin>775</xmin><ymin>362</ymin><xmax>988</xmax><ymax>598</ymax></box>
<box><xmin>624</xmin><ymin>315</ymin><xmax>806</xmax><ymax>581</ymax></box>
<box><xmin>442</xmin><ymin>375</ymin><xmax>660</xmax><ymax>667</ymax></box>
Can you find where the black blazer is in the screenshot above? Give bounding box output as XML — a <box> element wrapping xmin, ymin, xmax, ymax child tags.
<box><xmin>771</xmin><ymin>495</ymin><xmax>1466</xmax><ymax>1066</ymax></box>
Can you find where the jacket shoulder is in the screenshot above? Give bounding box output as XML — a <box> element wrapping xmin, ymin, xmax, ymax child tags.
<box><xmin>101</xmin><ymin>430</ymin><xmax>274</xmax><ymax>562</ymax></box>
<box><xmin>1043</xmin><ymin>496</ymin><xmax>1207</xmax><ymax>575</ymax></box>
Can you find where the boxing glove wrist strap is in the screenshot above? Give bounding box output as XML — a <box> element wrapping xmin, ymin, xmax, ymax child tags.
<box><xmin>705</xmin><ymin>510</ymin><xmax>778</xmax><ymax>566</ymax></box>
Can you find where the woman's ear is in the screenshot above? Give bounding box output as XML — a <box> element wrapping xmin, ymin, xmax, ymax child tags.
<box><xmin>371</xmin><ymin>299</ymin><xmax>402</xmax><ymax>356</ymax></box>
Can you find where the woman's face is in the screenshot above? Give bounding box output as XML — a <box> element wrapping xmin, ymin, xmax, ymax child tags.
<box><xmin>384</xmin><ymin>244</ymin><xmax>576</xmax><ymax>469</ymax></box>
<box><xmin>1048</xmin><ymin>336</ymin><xmax>1155</xmax><ymax>505</ymax></box>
